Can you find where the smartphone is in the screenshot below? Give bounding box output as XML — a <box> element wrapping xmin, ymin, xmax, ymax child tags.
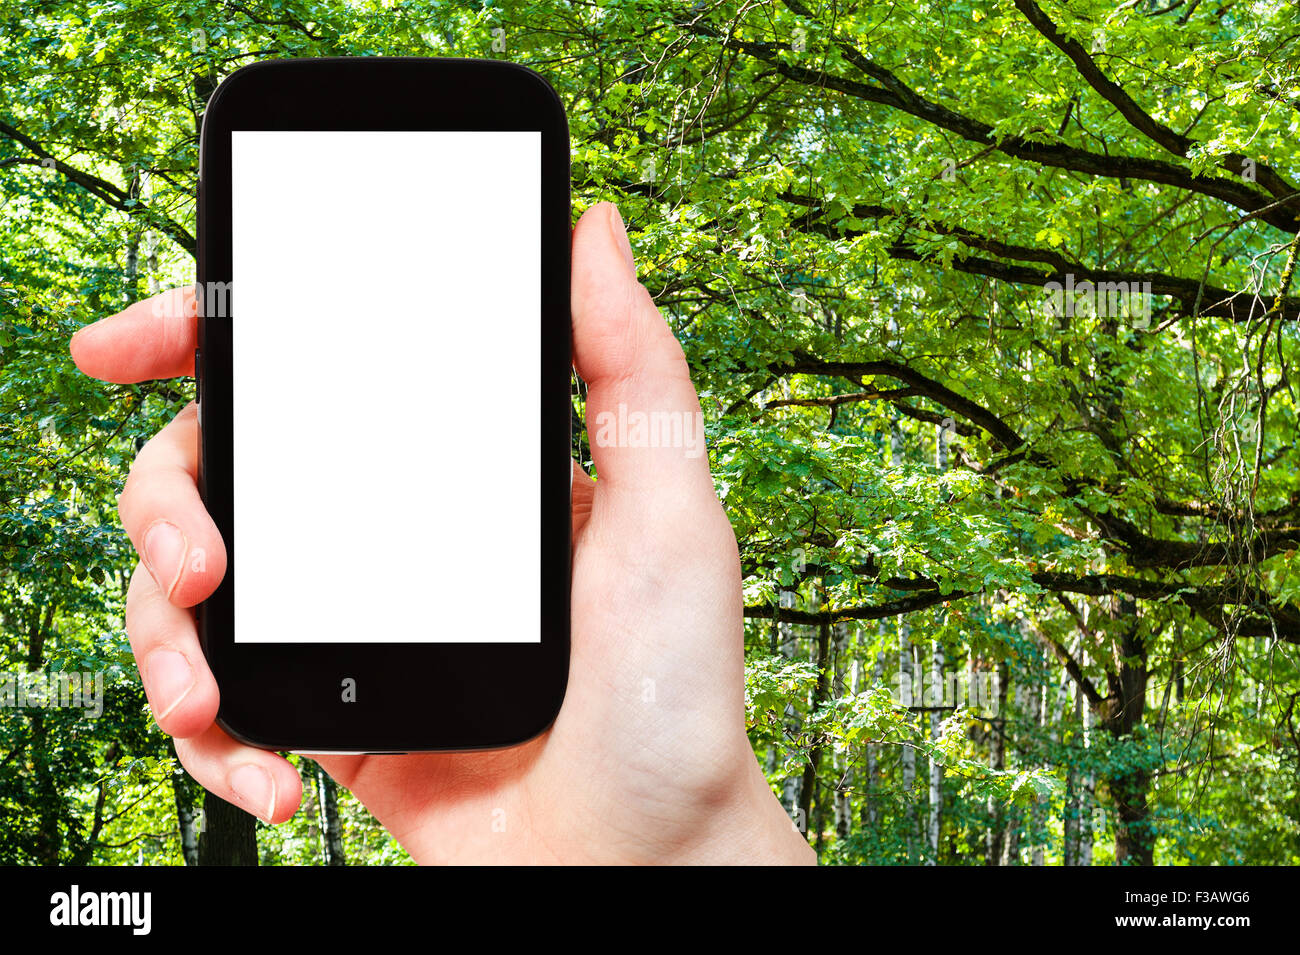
<box><xmin>195</xmin><ymin>58</ymin><xmax>571</xmax><ymax>753</ymax></box>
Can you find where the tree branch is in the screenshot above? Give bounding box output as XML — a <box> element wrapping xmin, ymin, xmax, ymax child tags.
<box><xmin>0</xmin><ymin>119</ymin><xmax>196</xmax><ymax>256</ymax></box>
<box><xmin>769</xmin><ymin>352</ymin><xmax>1028</xmax><ymax>449</ymax></box>
<box><xmin>686</xmin><ymin>13</ymin><xmax>1299</xmax><ymax>233</ymax></box>
<box><xmin>779</xmin><ymin>192</ymin><xmax>1300</xmax><ymax>321</ymax></box>
<box><xmin>1011</xmin><ymin>0</ymin><xmax>1298</xmax><ymax>202</ymax></box>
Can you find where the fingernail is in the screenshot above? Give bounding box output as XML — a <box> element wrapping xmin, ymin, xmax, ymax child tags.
<box><xmin>607</xmin><ymin>204</ymin><xmax>636</xmax><ymax>275</ymax></box>
<box><xmin>230</xmin><ymin>764</ymin><xmax>277</xmax><ymax>823</ymax></box>
<box><xmin>143</xmin><ymin>520</ymin><xmax>188</xmax><ymax>599</ymax></box>
<box><xmin>143</xmin><ymin>647</ymin><xmax>195</xmax><ymax>720</ymax></box>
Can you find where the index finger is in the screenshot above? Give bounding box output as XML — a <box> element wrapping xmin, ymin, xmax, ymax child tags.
<box><xmin>70</xmin><ymin>286</ymin><xmax>197</xmax><ymax>383</ymax></box>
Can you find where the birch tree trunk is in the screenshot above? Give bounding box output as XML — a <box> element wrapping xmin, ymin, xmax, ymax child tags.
<box><xmin>1030</xmin><ymin>684</ymin><xmax>1045</xmax><ymax>866</ymax></box>
<box><xmin>778</xmin><ymin>587</ymin><xmax>802</xmax><ymax>824</ymax></box>
<box><xmin>1081</xmin><ymin>696</ymin><xmax>1096</xmax><ymax>866</ymax></box>
<box><xmin>926</xmin><ymin>422</ymin><xmax>949</xmax><ymax>864</ymax></box>
<box><xmin>123</xmin><ymin>168</ymin><xmax>140</xmax><ymax>300</ymax></box>
<box><xmin>926</xmin><ymin>637</ymin><xmax>943</xmax><ymax>865</ymax></box>
<box><xmin>890</xmin><ymin>411</ymin><xmax>917</xmax><ymax>861</ymax></box>
<box><xmin>766</xmin><ymin>598</ymin><xmax>782</xmax><ymax>779</ymax></box>
<box><xmin>833</xmin><ymin>622</ymin><xmax>855</xmax><ymax>842</ymax></box>
<box><xmin>1000</xmin><ymin>680</ymin><xmax>1023</xmax><ymax>866</ymax></box>
<box><xmin>27</xmin><ymin>603</ymin><xmax>61</xmax><ymax>864</ymax></box>
<box><xmin>899</xmin><ymin>591</ymin><xmax>916</xmax><ymax>857</ymax></box>
<box><xmin>171</xmin><ymin>749</ymin><xmax>200</xmax><ymax>867</ymax></box>
<box><xmin>316</xmin><ymin>765</ymin><xmax>347</xmax><ymax>866</ymax></box>
<box><xmin>985</xmin><ymin>655</ymin><xmax>1009</xmax><ymax>864</ymax></box>
<box><xmin>862</xmin><ymin>644</ymin><xmax>884</xmax><ymax>830</ymax></box>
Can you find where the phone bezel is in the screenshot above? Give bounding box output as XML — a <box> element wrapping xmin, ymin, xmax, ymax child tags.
<box><xmin>196</xmin><ymin>57</ymin><xmax>571</xmax><ymax>753</ymax></box>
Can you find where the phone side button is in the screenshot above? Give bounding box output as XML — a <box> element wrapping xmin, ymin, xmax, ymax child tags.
<box><xmin>194</xmin><ymin>347</ymin><xmax>201</xmax><ymax>428</ymax></box>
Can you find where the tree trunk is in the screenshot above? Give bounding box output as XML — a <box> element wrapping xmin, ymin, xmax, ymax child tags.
<box><xmin>926</xmin><ymin>638</ymin><xmax>943</xmax><ymax>864</ymax></box>
<box><xmin>27</xmin><ymin>603</ymin><xmax>61</xmax><ymax>864</ymax></box>
<box><xmin>899</xmin><ymin>627</ymin><xmax>916</xmax><ymax>860</ymax></box>
<box><xmin>926</xmin><ymin>423</ymin><xmax>948</xmax><ymax>864</ymax></box>
<box><xmin>832</xmin><ymin>623</ymin><xmax>855</xmax><ymax>842</ymax></box>
<box><xmin>172</xmin><ymin>757</ymin><xmax>200</xmax><ymax>866</ymax></box>
<box><xmin>316</xmin><ymin>765</ymin><xmax>347</xmax><ymax>865</ymax></box>
<box><xmin>765</xmin><ymin>602</ymin><xmax>781</xmax><ymax>779</ymax></box>
<box><xmin>198</xmin><ymin>792</ymin><xmax>259</xmax><ymax>866</ymax></box>
<box><xmin>1102</xmin><ymin>598</ymin><xmax>1153</xmax><ymax>865</ymax></box>
<box><xmin>1001</xmin><ymin>812</ymin><xmax>1021</xmax><ymax>866</ymax></box>
<box><xmin>985</xmin><ymin>656</ymin><xmax>1009</xmax><ymax>865</ymax></box>
<box><xmin>798</xmin><ymin>616</ymin><xmax>833</xmax><ymax>846</ymax></box>
<box><xmin>890</xmin><ymin>412</ymin><xmax>918</xmax><ymax>860</ymax></box>
<box><xmin>1081</xmin><ymin>693</ymin><xmax>1096</xmax><ymax>866</ymax></box>
<box><xmin>777</xmin><ymin>588</ymin><xmax>802</xmax><ymax>825</ymax></box>
<box><xmin>1112</xmin><ymin>771</ymin><xmax>1153</xmax><ymax>865</ymax></box>
<box><xmin>1064</xmin><ymin>681</ymin><xmax>1081</xmax><ymax>866</ymax></box>
<box><xmin>999</xmin><ymin>681</ymin><xmax>1023</xmax><ymax>865</ymax></box>
<box><xmin>123</xmin><ymin>169</ymin><xmax>141</xmax><ymax>298</ymax></box>
<box><xmin>1029</xmin><ymin>683</ymin><xmax>1045</xmax><ymax>866</ymax></box>
<box><xmin>862</xmin><ymin>645</ymin><xmax>884</xmax><ymax>830</ymax></box>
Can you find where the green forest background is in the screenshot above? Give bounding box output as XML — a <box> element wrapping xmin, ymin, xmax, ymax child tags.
<box><xmin>2</xmin><ymin>0</ymin><xmax>1299</xmax><ymax>865</ymax></box>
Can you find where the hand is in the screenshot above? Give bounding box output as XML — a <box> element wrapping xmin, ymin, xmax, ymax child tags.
<box><xmin>70</xmin><ymin>202</ymin><xmax>814</xmax><ymax>865</ymax></box>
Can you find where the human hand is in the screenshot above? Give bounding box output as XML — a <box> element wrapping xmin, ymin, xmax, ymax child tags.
<box><xmin>70</xmin><ymin>201</ymin><xmax>814</xmax><ymax>865</ymax></box>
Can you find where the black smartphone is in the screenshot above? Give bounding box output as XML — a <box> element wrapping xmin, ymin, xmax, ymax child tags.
<box><xmin>195</xmin><ymin>57</ymin><xmax>571</xmax><ymax>753</ymax></box>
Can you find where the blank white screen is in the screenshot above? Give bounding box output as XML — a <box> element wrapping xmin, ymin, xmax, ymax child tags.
<box><xmin>230</xmin><ymin>130</ymin><xmax>541</xmax><ymax>642</ymax></box>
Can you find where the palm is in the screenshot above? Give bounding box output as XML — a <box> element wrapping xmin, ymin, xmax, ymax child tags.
<box><xmin>316</xmin><ymin>461</ymin><xmax>755</xmax><ymax>863</ymax></box>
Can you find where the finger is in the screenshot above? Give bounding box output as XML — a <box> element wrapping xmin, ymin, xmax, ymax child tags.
<box><xmin>571</xmin><ymin>459</ymin><xmax>595</xmax><ymax>539</ymax></box>
<box><xmin>570</xmin><ymin>202</ymin><xmax>716</xmax><ymax>503</ymax></box>
<box><xmin>174</xmin><ymin>723</ymin><xmax>303</xmax><ymax>824</ymax></box>
<box><xmin>70</xmin><ymin>286</ymin><xmax>197</xmax><ymax>383</ymax></box>
<box><xmin>125</xmin><ymin>563</ymin><xmax>220</xmax><ymax>739</ymax></box>
<box><xmin>118</xmin><ymin>403</ymin><xmax>227</xmax><ymax>607</ymax></box>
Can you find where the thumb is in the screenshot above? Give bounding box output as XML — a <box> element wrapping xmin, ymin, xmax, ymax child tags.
<box><xmin>571</xmin><ymin>202</ymin><xmax>715</xmax><ymax>510</ymax></box>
